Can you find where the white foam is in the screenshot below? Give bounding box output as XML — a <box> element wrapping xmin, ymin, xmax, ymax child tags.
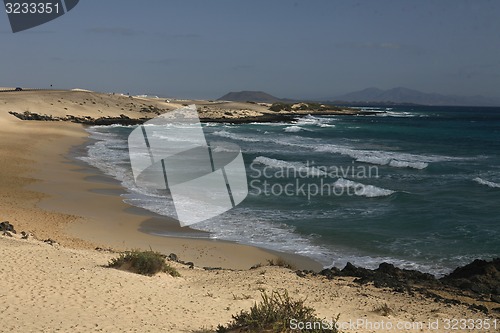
<box><xmin>79</xmin><ymin>125</ymin><xmax>462</xmax><ymax>276</ymax></box>
<box><xmin>474</xmin><ymin>177</ymin><xmax>500</xmax><ymax>188</ymax></box>
<box><xmin>213</xmin><ymin>130</ymin><xmax>260</xmax><ymax>142</ymax></box>
<box><xmin>249</xmin><ymin>122</ymin><xmax>287</xmax><ymax>126</ymax></box>
<box><xmin>295</xmin><ymin>115</ymin><xmax>335</xmax><ymax>128</ymax></box>
<box><xmin>314</xmin><ymin>144</ymin><xmax>455</xmax><ymax>170</ymax></box>
<box><xmin>284</xmin><ymin>125</ymin><xmax>304</xmax><ymax>133</ymax></box>
<box><xmin>191</xmin><ymin>207</ymin><xmax>337</xmax><ymax>266</ymax></box>
<box><xmin>333</xmin><ymin>178</ymin><xmax>395</xmax><ymax>197</ymax></box>
<box><xmin>213</xmin><ymin>127</ymin><xmax>454</xmax><ymax>170</ymax></box>
<box><xmin>389</xmin><ymin>160</ymin><xmax>429</xmax><ymax>170</ymax></box>
<box><xmin>253</xmin><ymin>156</ymin><xmax>327</xmax><ymax>176</ymax></box>
<box><xmin>327</xmin><ymin>254</ymin><xmax>452</xmax><ymax>277</ymax></box>
<box><xmin>376</xmin><ymin>111</ymin><xmax>421</xmax><ymax>118</ymax></box>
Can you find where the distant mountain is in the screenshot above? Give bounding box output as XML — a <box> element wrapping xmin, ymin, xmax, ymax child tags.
<box><xmin>218</xmin><ymin>88</ymin><xmax>500</xmax><ymax>107</ymax></box>
<box><xmin>218</xmin><ymin>91</ymin><xmax>287</xmax><ymax>103</ymax></box>
<box><xmin>334</xmin><ymin>87</ymin><xmax>500</xmax><ymax>107</ymax></box>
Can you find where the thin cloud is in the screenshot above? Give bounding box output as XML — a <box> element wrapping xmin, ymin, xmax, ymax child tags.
<box><xmin>86</xmin><ymin>27</ymin><xmax>143</xmax><ymax>37</ymax></box>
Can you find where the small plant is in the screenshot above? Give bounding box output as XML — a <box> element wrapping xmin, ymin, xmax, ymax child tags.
<box><xmin>215</xmin><ymin>291</ymin><xmax>338</xmax><ymax>332</ymax></box>
<box><xmin>373</xmin><ymin>303</ymin><xmax>393</xmax><ymax>316</ymax></box>
<box><xmin>267</xmin><ymin>258</ymin><xmax>296</xmax><ymax>270</ymax></box>
<box><xmin>232</xmin><ymin>293</ymin><xmax>252</xmax><ymax>300</ymax></box>
<box><xmin>107</xmin><ymin>250</ymin><xmax>180</xmax><ymax>277</ymax></box>
<box><xmin>163</xmin><ymin>264</ymin><xmax>181</xmax><ymax>277</ymax></box>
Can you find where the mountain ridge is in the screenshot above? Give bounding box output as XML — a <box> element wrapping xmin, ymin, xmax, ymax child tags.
<box><xmin>333</xmin><ymin>87</ymin><xmax>500</xmax><ymax>106</ymax></box>
<box><xmin>217</xmin><ymin>88</ymin><xmax>500</xmax><ymax>107</ymax></box>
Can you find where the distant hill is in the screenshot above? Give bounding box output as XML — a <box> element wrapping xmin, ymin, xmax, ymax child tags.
<box><xmin>218</xmin><ymin>91</ymin><xmax>287</xmax><ymax>103</ymax></box>
<box><xmin>334</xmin><ymin>87</ymin><xmax>500</xmax><ymax>107</ymax></box>
<box><xmin>218</xmin><ymin>88</ymin><xmax>500</xmax><ymax>107</ymax></box>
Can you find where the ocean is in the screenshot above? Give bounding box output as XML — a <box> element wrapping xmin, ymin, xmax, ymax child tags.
<box><xmin>78</xmin><ymin>105</ymin><xmax>500</xmax><ymax>276</ymax></box>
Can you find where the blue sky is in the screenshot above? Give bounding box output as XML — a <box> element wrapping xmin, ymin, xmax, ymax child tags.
<box><xmin>1</xmin><ymin>0</ymin><xmax>499</xmax><ymax>99</ymax></box>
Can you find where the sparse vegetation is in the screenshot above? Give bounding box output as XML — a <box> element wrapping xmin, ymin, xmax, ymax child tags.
<box><xmin>107</xmin><ymin>250</ymin><xmax>180</xmax><ymax>277</ymax></box>
<box><xmin>267</xmin><ymin>258</ymin><xmax>296</xmax><ymax>270</ymax></box>
<box><xmin>232</xmin><ymin>293</ymin><xmax>252</xmax><ymax>300</ymax></box>
<box><xmin>269</xmin><ymin>102</ymin><xmax>292</xmax><ymax>112</ymax></box>
<box><xmin>214</xmin><ymin>291</ymin><xmax>338</xmax><ymax>333</ymax></box>
<box><xmin>269</xmin><ymin>102</ymin><xmax>343</xmax><ymax>112</ymax></box>
<box><xmin>373</xmin><ymin>303</ymin><xmax>393</xmax><ymax>316</ymax></box>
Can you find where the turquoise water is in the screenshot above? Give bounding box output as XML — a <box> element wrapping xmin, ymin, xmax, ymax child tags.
<box><xmin>80</xmin><ymin>106</ymin><xmax>500</xmax><ymax>275</ymax></box>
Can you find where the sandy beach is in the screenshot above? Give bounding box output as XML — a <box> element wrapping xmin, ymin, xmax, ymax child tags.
<box><xmin>1</xmin><ymin>90</ymin><xmax>498</xmax><ymax>332</ymax></box>
<box><xmin>0</xmin><ymin>89</ymin><xmax>317</xmax><ymax>270</ymax></box>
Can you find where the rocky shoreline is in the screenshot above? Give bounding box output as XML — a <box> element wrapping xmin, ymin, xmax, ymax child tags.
<box><xmin>297</xmin><ymin>259</ymin><xmax>500</xmax><ymax>314</ymax></box>
<box><xmin>8</xmin><ymin>111</ymin><xmax>148</xmax><ymax>126</ymax></box>
<box><xmin>9</xmin><ymin>108</ymin><xmax>380</xmax><ymax>126</ymax></box>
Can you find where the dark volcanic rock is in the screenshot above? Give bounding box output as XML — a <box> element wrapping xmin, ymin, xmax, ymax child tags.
<box><xmin>8</xmin><ymin>111</ymin><xmax>60</xmax><ymax>121</ymax></box>
<box><xmin>43</xmin><ymin>238</ymin><xmax>59</xmax><ymax>246</ymax></box>
<box><xmin>9</xmin><ymin>111</ymin><xmax>150</xmax><ymax>126</ymax></box>
<box><xmin>303</xmin><ymin>258</ymin><xmax>500</xmax><ymax>305</ymax></box>
<box><xmin>316</xmin><ymin>262</ymin><xmax>437</xmax><ymax>292</ymax></box>
<box><xmin>0</xmin><ymin>221</ymin><xmax>16</xmax><ymax>234</ymax></box>
<box><xmin>441</xmin><ymin>258</ymin><xmax>500</xmax><ymax>300</ymax></box>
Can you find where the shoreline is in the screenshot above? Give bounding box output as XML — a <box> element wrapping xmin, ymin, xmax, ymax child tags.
<box><xmin>24</xmin><ymin>121</ymin><xmax>322</xmax><ymax>271</ymax></box>
<box><xmin>1</xmin><ymin>90</ymin><xmax>499</xmax><ymax>331</ymax></box>
<box><xmin>1</xmin><ymin>89</ymin><xmax>496</xmax><ymax>274</ymax></box>
<box><xmin>0</xmin><ymin>89</ymin><xmax>494</xmax><ymax>274</ymax></box>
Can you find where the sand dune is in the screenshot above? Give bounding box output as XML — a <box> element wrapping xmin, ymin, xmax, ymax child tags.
<box><xmin>1</xmin><ymin>235</ymin><xmax>494</xmax><ymax>333</ymax></box>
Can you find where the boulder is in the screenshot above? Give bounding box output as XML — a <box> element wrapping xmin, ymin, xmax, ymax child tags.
<box><xmin>0</xmin><ymin>221</ymin><xmax>16</xmax><ymax>234</ymax></box>
<box><xmin>441</xmin><ymin>258</ymin><xmax>500</xmax><ymax>297</ymax></box>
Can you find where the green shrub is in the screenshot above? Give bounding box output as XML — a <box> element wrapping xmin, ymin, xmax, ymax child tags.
<box><xmin>269</xmin><ymin>102</ymin><xmax>292</xmax><ymax>112</ymax></box>
<box><xmin>108</xmin><ymin>250</ymin><xmax>180</xmax><ymax>277</ymax></box>
<box><xmin>215</xmin><ymin>291</ymin><xmax>338</xmax><ymax>332</ymax></box>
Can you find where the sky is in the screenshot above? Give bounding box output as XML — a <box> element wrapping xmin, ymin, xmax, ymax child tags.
<box><xmin>1</xmin><ymin>0</ymin><xmax>499</xmax><ymax>100</ymax></box>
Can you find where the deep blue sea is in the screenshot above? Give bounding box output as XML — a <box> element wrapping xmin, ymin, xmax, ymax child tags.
<box><xmin>79</xmin><ymin>106</ymin><xmax>500</xmax><ymax>276</ymax></box>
